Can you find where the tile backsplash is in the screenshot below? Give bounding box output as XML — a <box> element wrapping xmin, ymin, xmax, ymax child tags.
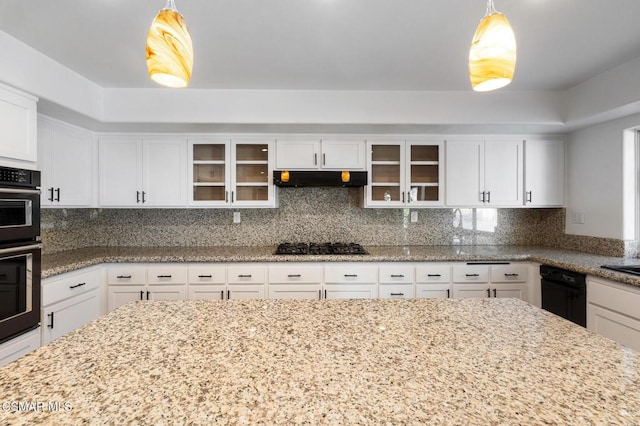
<box><xmin>41</xmin><ymin>187</ymin><xmax>631</xmax><ymax>257</ymax></box>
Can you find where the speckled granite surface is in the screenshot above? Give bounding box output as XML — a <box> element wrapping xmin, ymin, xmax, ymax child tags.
<box><xmin>0</xmin><ymin>299</ymin><xmax>638</xmax><ymax>424</ymax></box>
<box><xmin>42</xmin><ymin>245</ymin><xmax>640</xmax><ymax>288</ymax></box>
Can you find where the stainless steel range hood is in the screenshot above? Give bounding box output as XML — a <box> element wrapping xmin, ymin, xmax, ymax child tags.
<box><xmin>273</xmin><ymin>171</ymin><xmax>368</xmax><ymax>187</ymax></box>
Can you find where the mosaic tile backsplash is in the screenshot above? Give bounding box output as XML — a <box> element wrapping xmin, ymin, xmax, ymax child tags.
<box><xmin>41</xmin><ymin>187</ymin><xmax>632</xmax><ymax>257</ymax></box>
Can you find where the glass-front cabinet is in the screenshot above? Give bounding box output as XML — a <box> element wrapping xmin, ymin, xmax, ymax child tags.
<box><xmin>366</xmin><ymin>140</ymin><xmax>444</xmax><ymax>207</ymax></box>
<box><xmin>189</xmin><ymin>138</ymin><xmax>276</xmax><ymax>208</ymax></box>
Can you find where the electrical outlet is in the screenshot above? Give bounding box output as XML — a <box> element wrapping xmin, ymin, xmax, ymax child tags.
<box><xmin>570</xmin><ymin>211</ymin><xmax>585</xmax><ymax>224</ymax></box>
<box><xmin>233</xmin><ymin>211</ymin><xmax>241</xmax><ymax>224</ymax></box>
<box><xmin>410</xmin><ymin>211</ymin><xmax>418</xmax><ymax>223</ymax></box>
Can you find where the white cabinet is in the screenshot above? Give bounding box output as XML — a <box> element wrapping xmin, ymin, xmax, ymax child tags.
<box><xmin>189</xmin><ymin>138</ymin><xmax>276</xmax><ymax>208</ymax></box>
<box><xmin>324</xmin><ymin>263</ymin><xmax>378</xmax><ymax>299</ymax></box>
<box><xmin>587</xmin><ymin>277</ymin><xmax>640</xmax><ymax>351</ymax></box>
<box><xmin>275</xmin><ymin>139</ymin><xmax>365</xmax><ymax>170</ymax></box>
<box><xmin>0</xmin><ymin>328</ymin><xmax>40</xmax><ymax>368</ymax></box>
<box><xmin>445</xmin><ymin>139</ymin><xmax>523</xmax><ymax>206</ymax></box>
<box><xmin>38</xmin><ymin>116</ymin><xmax>95</xmax><ymax>207</ymax></box>
<box><xmin>188</xmin><ymin>265</ymin><xmax>226</xmax><ymax>300</ymax></box>
<box><xmin>0</xmin><ymin>83</ymin><xmax>37</xmax><ymax>167</ymax></box>
<box><xmin>524</xmin><ymin>139</ymin><xmax>564</xmax><ymax>207</ymax></box>
<box><xmin>415</xmin><ymin>264</ymin><xmax>452</xmax><ymax>299</ymax></box>
<box><xmin>99</xmin><ymin>137</ymin><xmax>187</xmax><ymax>207</ymax></box>
<box><xmin>452</xmin><ymin>263</ymin><xmax>529</xmax><ymax>301</ymax></box>
<box><xmin>366</xmin><ymin>140</ymin><xmax>444</xmax><ymax>207</ymax></box>
<box><xmin>41</xmin><ymin>267</ymin><xmax>102</xmax><ymax>345</ymax></box>
<box><xmin>378</xmin><ymin>264</ymin><xmax>415</xmax><ymax>299</ymax></box>
<box><xmin>268</xmin><ymin>264</ymin><xmax>323</xmax><ymax>300</ymax></box>
<box><xmin>226</xmin><ymin>264</ymin><xmax>267</xmax><ymax>300</ymax></box>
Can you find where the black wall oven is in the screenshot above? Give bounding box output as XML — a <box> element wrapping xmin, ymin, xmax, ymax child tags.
<box><xmin>0</xmin><ymin>166</ymin><xmax>41</xmax><ymax>344</ymax></box>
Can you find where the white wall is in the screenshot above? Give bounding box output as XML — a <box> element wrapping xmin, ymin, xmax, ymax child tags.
<box><xmin>565</xmin><ymin>113</ymin><xmax>640</xmax><ymax>239</ymax></box>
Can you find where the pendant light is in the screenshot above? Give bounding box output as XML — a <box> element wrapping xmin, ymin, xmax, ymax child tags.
<box><xmin>146</xmin><ymin>0</ymin><xmax>194</xmax><ymax>88</ymax></box>
<box><xmin>469</xmin><ymin>0</ymin><xmax>516</xmax><ymax>92</ymax></box>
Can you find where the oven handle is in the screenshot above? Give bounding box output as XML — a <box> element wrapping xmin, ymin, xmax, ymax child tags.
<box><xmin>0</xmin><ymin>243</ymin><xmax>42</xmax><ymax>255</ymax></box>
<box><xmin>0</xmin><ymin>188</ymin><xmax>40</xmax><ymax>195</ymax></box>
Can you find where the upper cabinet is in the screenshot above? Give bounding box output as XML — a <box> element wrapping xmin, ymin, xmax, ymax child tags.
<box><xmin>275</xmin><ymin>139</ymin><xmax>365</xmax><ymax>170</ymax></box>
<box><xmin>365</xmin><ymin>140</ymin><xmax>444</xmax><ymax>208</ymax></box>
<box><xmin>189</xmin><ymin>138</ymin><xmax>276</xmax><ymax>208</ymax></box>
<box><xmin>99</xmin><ymin>137</ymin><xmax>187</xmax><ymax>207</ymax></box>
<box><xmin>0</xmin><ymin>83</ymin><xmax>37</xmax><ymax>167</ymax></box>
<box><xmin>524</xmin><ymin>139</ymin><xmax>564</xmax><ymax>207</ymax></box>
<box><xmin>445</xmin><ymin>139</ymin><xmax>523</xmax><ymax>207</ymax></box>
<box><xmin>38</xmin><ymin>117</ymin><xmax>96</xmax><ymax>207</ymax></box>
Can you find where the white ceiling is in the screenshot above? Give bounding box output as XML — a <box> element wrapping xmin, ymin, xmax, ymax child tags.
<box><xmin>2</xmin><ymin>0</ymin><xmax>640</xmax><ymax>92</ymax></box>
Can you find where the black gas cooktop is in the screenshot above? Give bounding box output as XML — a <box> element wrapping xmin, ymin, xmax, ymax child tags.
<box><xmin>601</xmin><ymin>264</ymin><xmax>640</xmax><ymax>276</ymax></box>
<box><xmin>275</xmin><ymin>242</ymin><xmax>368</xmax><ymax>255</ymax></box>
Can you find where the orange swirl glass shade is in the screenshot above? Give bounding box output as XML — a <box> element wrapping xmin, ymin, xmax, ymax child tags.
<box><xmin>469</xmin><ymin>9</ymin><xmax>516</xmax><ymax>92</ymax></box>
<box><xmin>146</xmin><ymin>6</ymin><xmax>193</xmax><ymax>88</ymax></box>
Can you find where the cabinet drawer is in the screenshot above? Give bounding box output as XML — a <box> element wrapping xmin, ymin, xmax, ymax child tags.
<box><xmin>379</xmin><ymin>265</ymin><xmax>414</xmax><ymax>283</ymax></box>
<box><xmin>490</xmin><ymin>264</ymin><xmax>528</xmax><ymax>283</ymax></box>
<box><xmin>188</xmin><ymin>265</ymin><xmax>226</xmax><ymax>284</ymax></box>
<box><xmin>415</xmin><ymin>265</ymin><xmax>451</xmax><ymax>283</ymax></box>
<box><xmin>324</xmin><ymin>264</ymin><xmax>377</xmax><ymax>284</ymax></box>
<box><xmin>42</xmin><ymin>268</ymin><xmax>101</xmax><ymax>307</ymax></box>
<box><xmin>588</xmin><ymin>278</ymin><xmax>640</xmax><ymax>320</ymax></box>
<box><xmin>147</xmin><ymin>266</ymin><xmax>187</xmax><ymax>285</ymax></box>
<box><xmin>452</xmin><ymin>265</ymin><xmax>490</xmax><ymax>283</ymax></box>
<box><xmin>107</xmin><ymin>266</ymin><xmax>146</xmax><ymax>285</ymax></box>
<box><xmin>268</xmin><ymin>265</ymin><xmax>323</xmax><ymax>284</ymax></box>
<box><xmin>379</xmin><ymin>284</ymin><xmax>414</xmax><ymax>299</ymax></box>
<box><xmin>227</xmin><ymin>265</ymin><xmax>266</xmax><ymax>284</ymax></box>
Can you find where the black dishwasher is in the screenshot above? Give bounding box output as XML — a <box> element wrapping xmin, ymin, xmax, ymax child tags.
<box><xmin>540</xmin><ymin>265</ymin><xmax>586</xmax><ymax>327</ymax></box>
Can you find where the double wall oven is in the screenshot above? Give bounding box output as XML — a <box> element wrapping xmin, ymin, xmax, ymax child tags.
<box><xmin>0</xmin><ymin>166</ymin><xmax>41</xmax><ymax>344</ymax></box>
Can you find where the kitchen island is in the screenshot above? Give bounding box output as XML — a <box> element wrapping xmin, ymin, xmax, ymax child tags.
<box><xmin>1</xmin><ymin>298</ymin><xmax>638</xmax><ymax>424</ymax></box>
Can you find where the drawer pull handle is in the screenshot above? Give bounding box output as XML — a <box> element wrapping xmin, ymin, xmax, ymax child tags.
<box><xmin>446</xmin><ymin>289</ymin><xmax>450</xmax><ymax>298</ymax></box>
<box><xmin>69</xmin><ymin>282</ymin><xmax>86</xmax><ymax>289</ymax></box>
<box><xmin>390</xmin><ymin>274</ymin><xmax>404</xmax><ymax>278</ymax></box>
<box><xmin>47</xmin><ymin>312</ymin><xmax>54</xmax><ymax>329</ymax></box>
<box><xmin>466</xmin><ymin>274</ymin><xmax>480</xmax><ymax>277</ymax></box>
<box><xmin>117</xmin><ymin>275</ymin><xmax>132</xmax><ymax>279</ymax></box>
<box><xmin>493</xmin><ymin>288</ymin><xmax>497</xmax><ymax>297</ymax></box>
<box><xmin>287</xmin><ymin>274</ymin><xmax>302</xmax><ymax>278</ymax></box>
<box><xmin>427</xmin><ymin>274</ymin><xmax>441</xmax><ymax>277</ymax></box>
<box><xmin>198</xmin><ymin>275</ymin><xmax>213</xmax><ymax>278</ymax></box>
<box><xmin>390</xmin><ymin>292</ymin><xmax>404</xmax><ymax>296</ymax></box>
<box><xmin>344</xmin><ymin>274</ymin><xmax>358</xmax><ymax>278</ymax></box>
<box><xmin>486</xmin><ymin>288</ymin><xmax>491</xmax><ymax>297</ymax></box>
<box><xmin>157</xmin><ymin>275</ymin><xmax>172</xmax><ymax>278</ymax></box>
<box><xmin>238</xmin><ymin>274</ymin><xmax>252</xmax><ymax>278</ymax></box>
<box><xmin>504</xmin><ymin>273</ymin><xmax>519</xmax><ymax>277</ymax></box>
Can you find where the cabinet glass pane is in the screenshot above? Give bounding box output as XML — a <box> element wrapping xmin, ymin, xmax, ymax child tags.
<box><xmin>411</xmin><ymin>145</ymin><xmax>439</xmax><ymax>162</ymax></box>
<box><xmin>194</xmin><ymin>186</ymin><xmax>226</xmax><ymax>201</ymax></box>
<box><xmin>236</xmin><ymin>186</ymin><xmax>268</xmax><ymax>201</ymax></box>
<box><xmin>236</xmin><ymin>164</ymin><xmax>268</xmax><ymax>183</ymax></box>
<box><xmin>409</xmin><ymin>186</ymin><xmax>439</xmax><ymax>201</ymax></box>
<box><xmin>194</xmin><ymin>144</ymin><xmax>225</xmax><ymax>161</ymax></box>
<box><xmin>372</xmin><ymin>145</ymin><xmax>400</xmax><ymax>162</ymax></box>
<box><xmin>194</xmin><ymin>164</ymin><xmax>225</xmax><ymax>183</ymax></box>
<box><xmin>372</xmin><ymin>165</ymin><xmax>400</xmax><ymax>183</ymax></box>
<box><xmin>371</xmin><ymin>186</ymin><xmax>401</xmax><ymax>202</ymax></box>
<box><xmin>411</xmin><ymin>165</ymin><xmax>439</xmax><ymax>183</ymax></box>
<box><xmin>236</xmin><ymin>144</ymin><xmax>268</xmax><ymax>161</ymax></box>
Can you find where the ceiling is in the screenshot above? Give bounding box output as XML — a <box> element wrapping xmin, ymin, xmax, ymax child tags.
<box><xmin>2</xmin><ymin>0</ymin><xmax>640</xmax><ymax>92</ymax></box>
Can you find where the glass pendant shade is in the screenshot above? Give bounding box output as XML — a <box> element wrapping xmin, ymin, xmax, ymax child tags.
<box><xmin>146</xmin><ymin>0</ymin><xmax>193</xmax><ymax>88</ymax></box>
<box><xmin>469</xmin><ymin>0</ymin><xmax>516</xmax><ymax>92</ymax></box>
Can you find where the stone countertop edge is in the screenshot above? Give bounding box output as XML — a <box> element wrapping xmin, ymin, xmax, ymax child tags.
<box><xmin>41</xmin><ymin>245</ymin><xmax>640</xmax><ymax>288</ymax></box>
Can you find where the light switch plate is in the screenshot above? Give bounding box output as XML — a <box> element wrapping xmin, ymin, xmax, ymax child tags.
<box><xmin>233</xmin><ymin>212</ymin><xmax>241</xmax><ymax>224</ymax></box>
<box><xmin>410</xmin><ymin>211</ymin><xmax>418</xmax><ymax>223</ymax></box>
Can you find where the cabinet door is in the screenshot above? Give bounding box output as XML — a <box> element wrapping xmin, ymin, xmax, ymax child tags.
<box><xmin>99</xmin><ymin>138</ymin><xmax>142</xmax><ymax>206</ymax></box>
<box><xmin>227</xmin><ymin>285</ymin><xmax>265</xmax><ymax>300</ymax></box>
<box><xmin>416</xmin><ymin>284</ymin><xmax>451</xmax><ymax>299</ymax></box>
<box><xmin>147</xmin><ymin>285</ymin><xmax>186</xmax><ymax>301</ymax></box>
<box><xmin>321</xmin><ymin>139</ymin><xmax>365</xmax><ymax>170</ymax></box>
<box><xmin>484</xmin><ymin>140</ymin><xmax>523</xmax><ymax>206</ymax></box>
<box><xmin>524</xmin><ymin>139</ymin><xmax>564</xmax><ymax>207</ymax></box>
<box><xmin>324</xmin><ymin>284</ymin><xmax>378</xmax><ymax>299</ymax></box>
<box><xmin>0</xmin><ymin>328</ymin><xmax>40</xmax><ymax>368</ymax></box>
<box><xmin>188</xmin><ymin>285</ymin><xmax>226</xmax><ymax>301</ymax></box>
<box><xmin>0</xmin><ymin>84</ymin><xmax>37</xmax><ymax>164</ymax></box>
<box><xmin>406</xmin><ymin>141</ymin><xmax>444</xmax><ymax>206</ymax></box>
<box><xmin>588</xmin><ymin>304</ymin><xmax>640</xmax><ymax>352</ymax></box>
<box><xmin>189</xmin><ymin>139</ymin><xmax>230</xmax><ymax>206</ymax></box>
<box><xmin>42</xmin><ymin>288</ymin><xmax>100</xmax><ymax>345</ymax></box>
<box><xmin>268</xmin><ymin>284</ymin><xmax>322</xmax><ymax>300</ymax></box>
<box><xmin>452</xmin><ymin>284</ymin><xmax>490</xmax><ymax>299</ymax></box>
<box><xmin>231</xmin><ymin>139</ymin><xmax>276</xmax><ymax>207</ymax></box>
<box><xmin>445</xmin><ymin>140</ymin><xmax>484</xmax><ymax>206</ymax></box>
<box><xmin>107</xmin><ymin>285</ymin><xmax>145</xmax><ymax>312</ymax></box>
<box><xmin>275</xmin><ymin>140</ymin><xmax>319</xmax><ymax>169</ymax></box>
<box><xmin>492</xmin><ymin>283</ymin><xmax>528</xmax><ymax>301</ymax></box>
<box><xmin>142</xmin><ymin>139</ymin><xmax>187</xmax><ymax>206</ymax></box>
<box><xmin>366</xmin><ymin>141</ymin><xmax>406</xmax><ymax>207</ymax></box>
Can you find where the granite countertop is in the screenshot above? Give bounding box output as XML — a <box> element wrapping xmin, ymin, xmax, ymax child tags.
<box><xmin>42</xmin><ymin>245</ymin><xmax>640</xmax><ymax>288</ymax></box>
<box><xmin>1</xmin><ymin>298</ymin><xmax>638</xmax><ymax>424</ymax></box>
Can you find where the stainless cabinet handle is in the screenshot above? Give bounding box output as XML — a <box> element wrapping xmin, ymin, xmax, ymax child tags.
<box><xmin>390</xmin><ymin>292</ymin><xmax>404</xmax><ymax>296</ymax></box>
<box><xmin>117</xmin><ymin>275</ymin><xmax>132</xmax><ymax>279</ymax></box>
<box><xmin>344</xmin><ymin>274</ymin><xmax>358</xmax><ymax>277</ymax></box>
<box><xmin>238</xmin><ymin>274</ymin><xmax>252</xmax><ymax>278</ymax></box>
<box><xmin>402</xmin><ymin>192</ymin><xmax>405</xmax><ymax>203</ymax></box>
<box><xmin>480</xmin><ymin>191</ymin><xmax>485</xmax><ymax>203</ymax></box>
<box><xmin>465</xmin><ymin>274</ymin><xmax>479</xmax><ymax>277</ymax></box>
<box><xmin>157</xmin><ymin>275</ymin><xmax>172</xmax><ymax>278</ymax></box>
<box><xmin>225</xmin><ymin>191</ymin><xmax>229</xmax><ymax>202</ymax></box>
<box><xmin>231</xmin><ymin>191</ymin><xmax>235</xmax><ymax>203</ymax></box>
<box><xmin>287</xmin><ymin>274</ymin><xmax>302</xmax><ymax>278</ymax></box>
<box><xmin>47</xmin><ymin>312</ymin><xmax>54</xmax><ymax>329</ymax></box>
<box><xmin>526</xmin><ymin>191</ymin><xmax>532</xmax><ymax>203</ymax></box>
<box><xmin>69</xmin><ymin>282</ymin><xmax>86</xmax><ymax>289</ymax></box>
<box><xmin>390</xmin><ymin>274</ymin><xmax>404</xmax><ymax>278</ymax></box>
<box><xmin>486</xmin><ymin>191</ymin><xmax>491</xmax><ymax>203</ymax></box>
<box><xmin>55</xmin><ymin>188</ymin><xmax>60</xmax><ymax>202</ymax></box>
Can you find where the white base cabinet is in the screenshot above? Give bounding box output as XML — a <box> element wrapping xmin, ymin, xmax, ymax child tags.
<box><xmin>587</xmin><ymin>277</ymin><xmax>640</xmax><ymax>351</ymax></box>
<box><xmin>452</xmin><ymin>264</ymin><xmax>529</xmax><ymax>302</ymax></box>
<box><xmin>0</xmin><ymin>328</ymin><xmax>40</xmax><ymax>368</ymax></box>
<box><xmin>106</xmin><ymin>265</ymin><xmax>187</xmax><ymax>311</ymax></box>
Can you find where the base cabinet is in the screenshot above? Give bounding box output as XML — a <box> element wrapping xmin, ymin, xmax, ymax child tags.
<box><xmin>324</xmin><ymin>284</ymin><xmax>378</xmax><ymax>299</ymax></box>
<box><xmin>42</xmin><ymin>288</ymin><xmax>100</xmax><ymax>345</ymax></box>
<box><xmin>0</xmin><ymin>328</ymin><xmax>40</xmax><ymax>368</ymax></box>
<box><xmin>416</xmin><ymin>284</ymin><xmax>451</xmax><ymax>299</ymax></box>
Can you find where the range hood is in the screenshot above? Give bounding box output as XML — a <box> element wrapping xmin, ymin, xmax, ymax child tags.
<box><xmin>273</xmin><ymin>171</ymin><xmax>368</xmax><ymax>187</ymax></box>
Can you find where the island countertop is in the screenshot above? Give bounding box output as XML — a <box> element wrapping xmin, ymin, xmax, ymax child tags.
<box><xmin>0</xmin><ymin>298</ymin><xmax>638</xmax><ymax>424</ymax></box>
<box><xmin>42</xmin><ymin>245</ymin><xmax>640</xmax><ymax>288</ymax></box>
